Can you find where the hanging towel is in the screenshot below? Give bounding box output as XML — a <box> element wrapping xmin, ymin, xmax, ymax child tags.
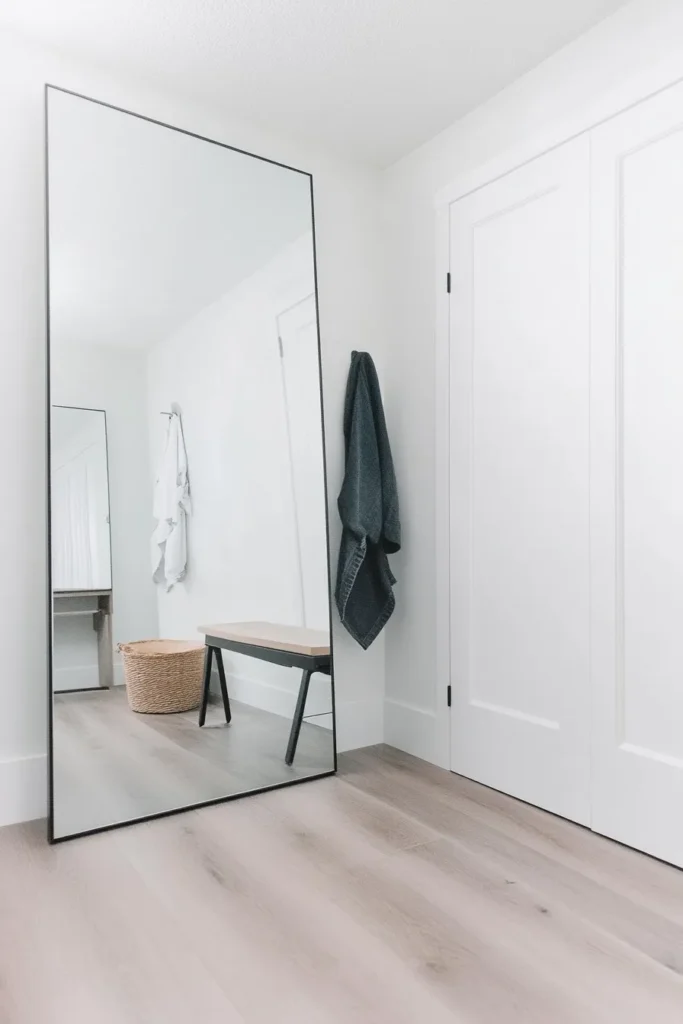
<box><xmin>151</xmin><ymin>411</ymin><xmax>191</xmax><ymax>591</ymax></box>
<box><xmin>335</xmin><ymin>351</ymin><xmax>400</xmax><ymax>649</ymax></box>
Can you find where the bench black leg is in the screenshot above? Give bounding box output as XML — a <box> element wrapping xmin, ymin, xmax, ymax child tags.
<box><xmin>214</xmin><ymin>647</ymin><xmax>232</xmax><ymax>724</ymax></box>
<box><xmin>198</xmin><ymin>645</ymin><xmax>213</xmax><ymax>727</ymax></box>
<box><xmin>285</xmin><ymin>668</ymin><xmax>312</xmax><ymax>765</ymax></box>
<box><xmin>198</xmin><ymin>646</ymin><xmax>231</xmax><ymax>726</ymax></box>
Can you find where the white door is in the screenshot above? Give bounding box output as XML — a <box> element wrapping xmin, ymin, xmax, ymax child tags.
<box><xmin>449</xmin><ymin>137</ymin><xmax>591</xmax><ymax>824</ymax></box>
<box><xmin>278</xmin><ymin>295</ymin><xmax>330</xmax><ymax>631</ymax></box>
<box><xmin>52</xmin><ymin>407</ymin><xmax>112</xmax><ymax>591</ymax></box>
<box><xmin>591</xmin><ymin>81</ymin><xmax>683</xmax><ymax>867</ymax></box>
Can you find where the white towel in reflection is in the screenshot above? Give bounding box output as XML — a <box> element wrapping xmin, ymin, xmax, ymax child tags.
<box><xmin>151</xmin><ymin>411</ymin><xmax>191</xmax><ymax>591</ymax></box>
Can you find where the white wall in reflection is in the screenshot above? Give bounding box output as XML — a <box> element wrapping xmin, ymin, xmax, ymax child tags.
<box><xmin>148</xmin><ymin>232</ymin><xmax>330</xmax><ymax>716</ymax></box>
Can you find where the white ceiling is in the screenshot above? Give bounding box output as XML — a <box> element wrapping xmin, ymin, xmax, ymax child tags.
<box><xmin>3</xmin><ymin>0</ymin><xmax>629</xmax><ymax>165</ymax></box>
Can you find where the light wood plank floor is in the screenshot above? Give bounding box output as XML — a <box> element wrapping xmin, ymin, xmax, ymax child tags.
<box><xmin>53</xmin><ymin>687</ymin><xmax>334</xmax><ymax>837</ymax></box>
<box><xmin>2</xmin><ymin>744</ymin><xmax>683</xmax><ymax>1023</ymax></box>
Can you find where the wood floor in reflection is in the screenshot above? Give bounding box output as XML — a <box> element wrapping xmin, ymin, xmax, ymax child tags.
<box><xmin>2</xmin><ymin>744</ymin><xmax>683</xmax><ymax>1023</ymax></box>
<box><xmin>52</xmin><ymin>686</ymin><xmax>334</xmax><ymax>837</ymax></box>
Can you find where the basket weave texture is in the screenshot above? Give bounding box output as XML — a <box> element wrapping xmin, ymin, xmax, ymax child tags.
<box><xmin>119</xmin><ymin>639</ymin><xmax>205</xmax><ymax>714</ymax></box>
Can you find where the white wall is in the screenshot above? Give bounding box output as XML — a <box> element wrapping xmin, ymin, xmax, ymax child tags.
<box><xmin>52</xmin><ymin>343</ymin><xmax>159</xmax><ymax>678</ymax></box>
<box><xmin>381</xmin><ymin>0</ymin><xmax>683</xmax><ymax>766</ymax></box>
<box><xmin>148</xmin><ymin>237</ymin><xmax>333</xmax><ymax>723</ymax></box>
<box><xmin>0</xmin><ymin>28</ymin><xmax>386</xmax><ymax>825</ymax></box>
<box><xmin>12</xmin><ymin>1</ymin><xmax>674</xmax><ymax>823</ymax></box>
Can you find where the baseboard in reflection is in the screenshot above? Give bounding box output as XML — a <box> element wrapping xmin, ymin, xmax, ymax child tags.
<box><xmin>218</xmin><ymin>669</ymin><xmax>332</xmax><ymax>721</ymax></box>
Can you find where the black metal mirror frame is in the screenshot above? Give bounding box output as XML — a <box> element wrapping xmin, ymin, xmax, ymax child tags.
<box><xmin>45</xmin><ymin>84</ymin><xmax>336</xmax><ymax>844</ymax></box>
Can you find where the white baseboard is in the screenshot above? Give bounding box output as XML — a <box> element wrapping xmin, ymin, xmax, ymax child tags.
<box><xmin>384</xmin><ymin>698</ymin><xmax>438</xmax><ymax>765</ymax></box>
<box><xmin>0</xmin><ymin>754</ymin><xmax>47</xmax><ymax>827</ymax></box>
<box><xmin>223</xmin><ymin>669</ymin><xmax>333</xmax><ymax>721</ymax></box>
<box><xmin>336</xmin><ymin>698</ymin><xmax>384</xmax><ymax>752</ymax></box>
<box><xmin>113</xmin><ymin>654</ymin><xmax>125</xmax><ymax>686</ymax></box>
<box><xmin>53</xmin><ymin>653</ymin><xmax>126</xmax><ymax>689</ymax></box>
<box><xmin>53</xmin><ymin>664</ymin><xmax>99</xmax><ymax>691</ymax></box>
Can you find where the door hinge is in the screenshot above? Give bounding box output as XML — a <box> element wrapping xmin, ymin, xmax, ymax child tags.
<box><xmin>278</xmin><ymin>336</ymin><xmax>284</xmax><ymax>357</ymax></box>
<box><xmin>446</xmin><ymin>272</ymin><xmax>451</xmax><ymax>294</ymax></box>
<box><xmin>447</xmin><ymin>684</ymin><xmax>452</xmax><ymax>707</ymax></box>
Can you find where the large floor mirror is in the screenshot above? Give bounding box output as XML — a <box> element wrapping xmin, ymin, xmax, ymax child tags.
<box><xmin>46</xmin><ymin>86</ymin><xmax>335</xmax><ymax>842</ymax></box>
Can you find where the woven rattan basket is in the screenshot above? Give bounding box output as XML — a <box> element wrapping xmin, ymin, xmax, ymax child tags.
<box><xmin>119</xmin><ymin>640</ymin><xmax>205</xmax><ymax>714</ymax></box>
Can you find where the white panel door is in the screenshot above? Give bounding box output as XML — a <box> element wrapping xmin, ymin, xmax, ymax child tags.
<box><xmin>449</xmin><ymin>138</ymin><xmax>591</xmax><ymax>824</ymax></box>
<box><xmin>591</xmin><ymin>81</ymin><xmax>683</xmax><ymax>867</ymax></box>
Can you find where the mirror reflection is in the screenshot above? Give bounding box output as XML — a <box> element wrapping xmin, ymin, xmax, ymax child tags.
<box><xmin>47</xmin><ymin>87</ymin><xmax>334</xmax><ymax>841</ymax></box>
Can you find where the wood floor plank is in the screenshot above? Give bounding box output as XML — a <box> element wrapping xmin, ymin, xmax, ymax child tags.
<box><xmin>339</xmin><ymin>747</ymin><xmax>683</xmax><ymax>976</ymax></box>
<box><xmin>248</xmin><ymin>783</ymin><xmax>683</xmax><ymax>1022</ymax></box>
<box><xmin>1</xmin><ymin>744</ymin><xmax>683</xmax><ymax>1023</ymax></box>
<box><xmin>53</xmin><ymin>687</ymin><xmax>333</xmax><ymax>837</ymax></box>
<box><xmin>340</xmin><ymin>745</ymin><xmax>683</xmax><ymax>921</ymax></box>
<box><xmin>253</xmin><ymin>774</ymin><xmax>441</xmax><ymax>869</ymax></box>
<box><xmin>0</xmin><ymin>822</ymin><xmax>244</xmax><ymax>1024</ymax></box>
<box><xmin>112</xmin><ymin>802</ymin><xmax>462</xmax><ymax>1024</ymax></box>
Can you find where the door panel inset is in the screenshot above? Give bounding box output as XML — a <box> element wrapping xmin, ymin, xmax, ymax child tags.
<box><xmin>449</xmin><ymin>137</ymin><xmax>591</xmax><ymax>824</ymax></box>
<box><xmin>591</xmin><ymin>80</ymin><xmax>683</xmax><ymax>867</ymax></box>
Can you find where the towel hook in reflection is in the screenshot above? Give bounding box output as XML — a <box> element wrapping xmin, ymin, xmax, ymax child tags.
<box><xmin>160</xmin><ymin>402</ymin><xmax>182</xmax><ymax>418</ymax></box>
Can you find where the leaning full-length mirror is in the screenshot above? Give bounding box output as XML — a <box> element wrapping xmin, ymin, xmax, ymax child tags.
<box><xmin>47</xmin><ymin>87</ymin><xmax>334</xmax><ymax>841</ymax></box>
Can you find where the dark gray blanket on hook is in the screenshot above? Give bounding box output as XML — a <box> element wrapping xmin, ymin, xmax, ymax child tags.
<box><xmin>335</xmin><ymin>351</ymin><xmax>400</xmax><ymax>649</ymax></box>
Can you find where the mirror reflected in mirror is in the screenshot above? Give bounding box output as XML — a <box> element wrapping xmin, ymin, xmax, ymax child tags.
<box><xmin>47</xmin><ymin>87</ymin><xmax>334</xmax><ymax>842</ymax></box>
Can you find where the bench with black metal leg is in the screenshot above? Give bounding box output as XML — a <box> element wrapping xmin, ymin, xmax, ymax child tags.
<box><xmin>284</xmin><ymin>663</ymin><xmax>332</xmax><ymax>765</ymax></box>
<box><xmin>198</xmin><ymin>644</ymin><xmax>232</xmax><ymax>727</ymax></box>
<box><xmin>197</xmin><ymin>622</ymin><xmax>331</xmax><ymax>764</ymax></box>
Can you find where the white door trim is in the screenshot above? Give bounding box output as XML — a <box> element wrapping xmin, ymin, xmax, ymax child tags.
<box><xmin>435</xmin><ymin>55</ymin><xmax>683</xmax><ymax>776</ymax></box>
<box><xmin>433</xmin><ymin>202</ymin><xmax>451</xmax><ymax>769</ymax></box>
<box><xmin>434</xmin><ymin>54</ymin><xmax>683</xmax><ymax>210</ymax></box>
